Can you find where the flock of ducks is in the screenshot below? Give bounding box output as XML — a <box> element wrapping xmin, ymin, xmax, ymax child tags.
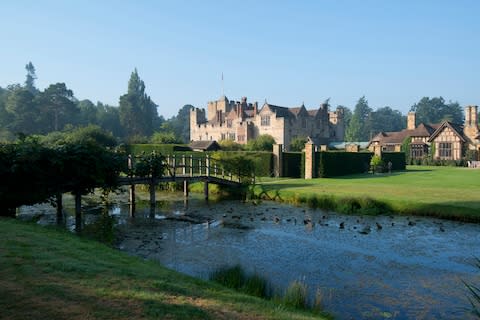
<box><xmin>213</xmin><ymin>206</ymin><xmax>447</xmax><ymax>234</ymax></box>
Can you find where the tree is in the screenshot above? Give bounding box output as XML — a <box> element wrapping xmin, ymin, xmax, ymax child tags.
<box><xmin>370</xmin><ymin>106</ymin><xmax>405</xmax><ymax>135</ymax></box>
<box><xmin>96</xmin><ymin>102</ymin><xmax>123</xmax><ymax>137</ymax></box>
<box><xmin>77</xmin><ymin>99</ymin><xmax>98</xmax><ymax>126</ymax></box>
<box><xmin>290</xmin><ymin>136</ymin><xmax>307</xmax><ymax>152</ymax></box>
<box><xmin>345</xmin><ymin>96</ymin><xmax>372</xmax><ymax>141</ymax></box>
<box><xmin>5</xmin><ymin>85</ymin><xmax>40</xmax><ymax>134</ymax></box>
<box><xmin>410</xmin><ymin>97</ymin><xmax>463</xmax><ymax>124</ymax></box>
<box><xmin>37</xmin><ymin>83</ymin><xmax>79</xmax><ymax>132</ymax></box>
<box><xmin>119</xmin><ymin>69</ymin><xmax>159</xmax><ymax>139</ymax></box>
<box><xmin>169</xmin><ymin>104</ymin><xmax>192</xmax><ymax>143</ymax></box>
<box><xmin>245</xmin><ymin>134</ymin><xmax>276</xmax><ymax>151</ymax></box>
<box><xmin>24</xmin><ymin>62</ymin><xmax>38</xmax><ymax>94</ymax></box>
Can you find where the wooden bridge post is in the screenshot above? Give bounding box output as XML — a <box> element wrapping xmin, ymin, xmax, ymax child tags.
<box><xmin>190</xmin><ymin>155</ymin><xmax>193</xmax><ymax>176</ymax></box>
<box><xmin>206</xmin><ymin>155</ymin><xmax>210</xmax><ymax>176</ymax></box>
<box><xmin>74</xmin><ymin>192</ymin><xmax>82</xmax><ymax>232</ymax></box>
<box><xmin>184</xmin><ymin>180</ymin><xmax>189</xmax><ymax>197</ymax></box>
<box><xmin>182</xmin><ymin>155</ymin><xmax>186</xmax><ymax>175</ymax></box>
<box><xmin>204</xmin><ymin>181</ymin><xmax>209</xmax><ymax>200</ymax></box>
<box><xmin>56</xmin><ymin>192</ymin><xmax>64</xmax><ymax>225</ymax></box>
<box><xmin>128</xmin><ymin>154</ymin><xmax>136</xmax><ymax>217</ymax></box>
<box><xmin>129</xmin><ymin>185</ymin><xmax>136</xmax><ymax>217</ymax></box>
<box><xmin>149</xmin><ymin>179</ymin><xmax>156</xmax><ymax>218</ymax></box>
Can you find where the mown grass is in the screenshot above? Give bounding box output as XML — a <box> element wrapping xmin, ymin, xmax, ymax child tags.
<box><xmin>253</xmin><ymin>166</ymin><xmax>480</xmax><ymax>222</ymax></box>
<box><xmin>0</xmin><ymin>218</ymin><xmax>328</xmax><ymax>320</ymax></box>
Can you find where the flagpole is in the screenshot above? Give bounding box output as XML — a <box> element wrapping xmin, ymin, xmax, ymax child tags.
<box><xmin>221</xmin><ymin>72</ymin><xmax>224</xmax><ymax>97</ymax></box>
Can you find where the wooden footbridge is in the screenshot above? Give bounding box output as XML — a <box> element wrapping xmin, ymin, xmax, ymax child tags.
<box><xmin>118</xmin><ymin>154</ymin><xmax>253</xmax><ymax>207</ymax></box>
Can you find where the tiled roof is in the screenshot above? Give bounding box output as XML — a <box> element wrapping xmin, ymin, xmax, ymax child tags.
<box><xmin>189</xmin><ymin>140</ymin><xmax>220</xmax><ymax>151</ymax></box>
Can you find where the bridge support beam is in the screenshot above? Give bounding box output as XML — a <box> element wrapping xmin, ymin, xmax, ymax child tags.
<box><xmin>204</xmin><ymin>181</ymin><xmax>209</xmax><ymax>200</ymax></box>
<box><xmin>74</xmin><ymin>192</ymin><xmax>82</xmax><ymax>232</ymax></box>
<box><xmin>183</xmin><ymin>180</ymin><xmax>189</xmax><ymax>197</ymax></box>
<box><xmin>149</xmin><ymin>180</ymin><xmax>156</xmax><ymax>218</ymax></box>
<box><xmin>56</xmin><ymin>192</ymin><xmax>64</xmax><ymax>225</ymax></box>
<box><xmin>129</xmin><ymin>184</ymin><xmax>136</xmax><ymax>217</ymax></box>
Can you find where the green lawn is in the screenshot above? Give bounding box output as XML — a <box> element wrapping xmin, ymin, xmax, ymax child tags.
<box><xmin>254</xmin><ymin>166</ymin><xmax>480</xmax><ymax>221</ymax></box>
<box><xmin>0</xmin><ymin>219</ymin><xmax>328</xmax><ymax>320</ymax></box>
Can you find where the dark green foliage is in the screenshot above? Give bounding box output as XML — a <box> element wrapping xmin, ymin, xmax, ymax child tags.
<box><xmin>345</xmin><ymin>96</ymin><xmax>372</xmax><ymax>142</ymax></box>
<box><xmin>289</xmin><ymin>137</ymin><xmax>307</xmax><ymax>152</ymax></box>
<box><xmin>316</xmin><ymin>152</ymin><xmax>372</xmax><ymax>177</ymax></box>
<box><xmin>127</xmin><ymin>144</ymin><xmax>191</xmax><ymax>155</ymax></box>
<box><xmin>0</xmin><ymin>140</ymin><xmax>128</xmax><ymax>216</ymax></box>
<box><xmin>210</xmin><ymin>265</ymin><xmax>269</xmax><ymax>298</ymax></box>
<box><xmin>283</xmin><ymin>152</ymin><xmax>303</xmax><ymax>178</ymax></box>
<box><xmin>381</xmin><ymin>152</ymin><xmax>406</xmax><ymax>171</ymax></box>
<box><xmin>410</xmin><ymin>96</ymin><xmax>463</xmax><ymax>125</ymax></box>
<box><xmin>213</xmin><ymin>151</ymin><xmax>272</xmax><ymax>177</ymax></box>
<box><xmin>245</xmin><ymin>134</ymin><xmax>276</xmax><ymax>151</ymax></box>
<box><xmin>119</xmin><ymin>69</ymin><xmax>160</xmax><ymax>139</ymax></box>
<box><xmin>370</xmin><ymin>106</ymin><xmax>406</xmax><ymax>135</ymax></box>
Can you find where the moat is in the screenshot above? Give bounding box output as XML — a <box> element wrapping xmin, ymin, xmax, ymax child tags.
<box><xmin>20</xmin><ymin>194</ymin><xmax>480</xmax><ymax>319</ymax></box>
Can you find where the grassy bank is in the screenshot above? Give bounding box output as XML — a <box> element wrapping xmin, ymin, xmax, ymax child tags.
<box><xmin>253</xmin><ymin>166</ymin><xmax>480</xmax><ymax>222</ymax></box>
<box><xmin>0</xmin><ymin>219</ymin><xmax>327</xmax><ymax>320</ymax></box>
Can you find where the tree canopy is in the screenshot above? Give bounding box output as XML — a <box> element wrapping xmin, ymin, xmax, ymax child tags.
<box><xmin>119</xmin><ymin>69</ymin><xmax>160</xmax><ymax>139</ymax></box>
<box><xmin>410</xmin><ymin>97</ymin><xmax>463</xmax><ymax>124</ymax></box>
<box><xmin>345</xmin><ymin>96</ymin><xmax>372</xmax><ymax>141</ymax></box>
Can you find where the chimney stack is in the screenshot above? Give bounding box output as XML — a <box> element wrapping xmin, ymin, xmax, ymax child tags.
<box><xmin>407</xmin><ymin>112</ymin><xmax>416</xmax><ymax>130</ymax></box>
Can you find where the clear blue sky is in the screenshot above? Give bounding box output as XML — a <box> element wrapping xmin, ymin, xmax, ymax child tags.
<box><xmin>1</xmin><ymin>0</ymin><xmax>479</xmax><ymax>118</ymax></box>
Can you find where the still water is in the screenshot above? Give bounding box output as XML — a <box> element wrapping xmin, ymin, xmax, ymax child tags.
<box><xmin>19</xmin><ymin>194</ymin><xmax>480</xmax><ymax>319</ymax></box>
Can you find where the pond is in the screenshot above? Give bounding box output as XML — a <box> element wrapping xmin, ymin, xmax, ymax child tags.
<box><xmin>19</xmin><ymin>193</ymin><xmax>480</xmax><ymax>319</ymax></box>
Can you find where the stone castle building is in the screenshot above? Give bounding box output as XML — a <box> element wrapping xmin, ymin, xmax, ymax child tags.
<box><xmin>190</xmin><ymin>96</ymin><xmax>345</xmax><ymax>150</ymax></box>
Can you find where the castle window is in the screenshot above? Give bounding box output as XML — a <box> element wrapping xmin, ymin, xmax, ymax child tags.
<box><xmin>238</xmin><ymin>135</ymin><xmax>245</xmax><ymax>142</ymax></box>
<box><xmin>439</xmin><ymin>142</ymin><xmax>452</xmax><ymax>159</ymax></box>
<box><xmin>221</xmin><ymin>133</ymin><xmax>226</xmax><ymax>140</ymax></box>
<box><xmin>229</xmin><ymin>133</ymin><xmax>236</xmax><ymax>140</ymax></box>
<box><xmin>261</xmin><ymin>115</ymin><xmax>270</xmax><ymax>126</ymax></box>
<box><xmin>227</xmin><ymin>119</ymin><xmax>233</xmax><ymax>128</ymax></box>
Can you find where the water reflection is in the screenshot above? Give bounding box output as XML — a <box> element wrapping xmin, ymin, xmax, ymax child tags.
<box><xmin>18</xmin><ymin>194</ymin><xmax>480</xmax><ymax>320</ymax></box>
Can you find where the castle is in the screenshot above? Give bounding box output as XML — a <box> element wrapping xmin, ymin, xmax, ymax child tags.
<box><xmin>190</xmin><ymin>96</ymin><xmax>345</xmax><ymax>150</ymax></box>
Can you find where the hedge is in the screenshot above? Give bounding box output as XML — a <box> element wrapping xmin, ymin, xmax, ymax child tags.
<box><xmin>126</xmin><ymin>144</ymin><xmax>191</xmax><ymax>155</ymax></box>
<box><xmin>212</xmin><ymin>151</ymin><xmax>272</xmax><ymax>177</ymax></box>
<box><xmin>316</xmin><ymin>152</ymin><xmax>372</xmax><ymax>178</ymax></box>
<box><xmin>282</xmin><ymin>152</ymin><xmax>303</xmax><ymax>178</ymax></box>
<box><xmin>381</xmin><ymin>152</ymin><xmax>406</xmax><ymax>171</ymax></box>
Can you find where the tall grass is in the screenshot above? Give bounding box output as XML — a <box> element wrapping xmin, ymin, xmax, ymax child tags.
<box><xmin>210</xmin><ymin>265</ymin><xmax>269</xmax><ymax>298</ymax></box>
<box><xmin>210</xmin><ymin>265</ymin><xmax>331</xmax><ymax>317</ymax></box>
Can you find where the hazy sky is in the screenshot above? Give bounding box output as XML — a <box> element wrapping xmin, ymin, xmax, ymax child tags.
<box><xmin>1</xmin><ymin>0</ymin><xmax>479</xmax><ymax>118</ymax></box>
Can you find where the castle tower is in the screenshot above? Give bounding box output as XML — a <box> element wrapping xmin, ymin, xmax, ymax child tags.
<box><xmin>407</xmin><ymin>112</ymin><xmax>416</xmax><ymax>130</ymax></box>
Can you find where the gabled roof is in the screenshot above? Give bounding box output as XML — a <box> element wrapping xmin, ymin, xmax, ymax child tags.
<box><xmin>260</xmin><ymin>103</ymin><xmax>293</xmax><ymax>118</ymax></box>
<box><xmin>288</xmin><ymin>105</ymin><xmax>308</xmax><ymax>118</ymax></box>
<box><xmin>189</xmin><ymin>140</ymin><xmax>221</xmax><ymax>151</ymax></box>
<box><xmin>410</xmin><ymin>123</ymin><xmax>438</xmax><ymax>137</ymax></box>
<box><xmin>428</xmin><ymin>121</ymin><xmax>466</xmax><ymax>142</ymax></box>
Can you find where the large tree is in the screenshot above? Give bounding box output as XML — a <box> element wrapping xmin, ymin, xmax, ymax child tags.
<box><xmin>37</xmin><ymin>83</ymin><xmax>79</xmax><ymax>132</ymax></box>
<box><xmin>410</xmin><ymin>97</ymin><xmax>463</xmax><ymax>124</ymax></box>
<box><xmin>5</xmin><ymin>85</ymin><xmax>40</xmax><ymax>134</ymax></box>
<box><xmin>119</xmin><ymin>69</ymin><xmax>159</xmax><ymax>139</ymax></box>
<box><xmin>345</xmin><ymin>96</ymin><xmax>372</xmax><ymax>141</ymax></box>
<box><xmin>370</xmin><ymin>106</ymin><xmax>405</xmax><ymax>135</ymax></box>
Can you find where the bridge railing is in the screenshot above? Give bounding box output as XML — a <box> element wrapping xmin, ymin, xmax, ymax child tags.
<box><xmin>128</xmin><ymin>153</ymin><xmax>254</xmax><ymax>185</ymax></box>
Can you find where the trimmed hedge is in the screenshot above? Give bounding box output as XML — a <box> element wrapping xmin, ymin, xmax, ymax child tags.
<box><xmin>213</xmin><ymin>151</ymin><xmax>272</xmax><ymax>177</ymax></box>
<box><xmin>282</xmin><ymin>152</ymin><xmax>303</xmax><ymax>178</ymax></box>
<box><xmin>126</xmin><ymin>144</ymin><xmax>191</xmax><ymax>155</ymax></box>
<box><xmin>381</xmin><ymin>152</ymin><xmax>406</xmax><ymax>171</ymax></box>
<box><xmin>316</xmin><ymin>152</ymin><xmax>372</xmax><ymax>178</ymax></box>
